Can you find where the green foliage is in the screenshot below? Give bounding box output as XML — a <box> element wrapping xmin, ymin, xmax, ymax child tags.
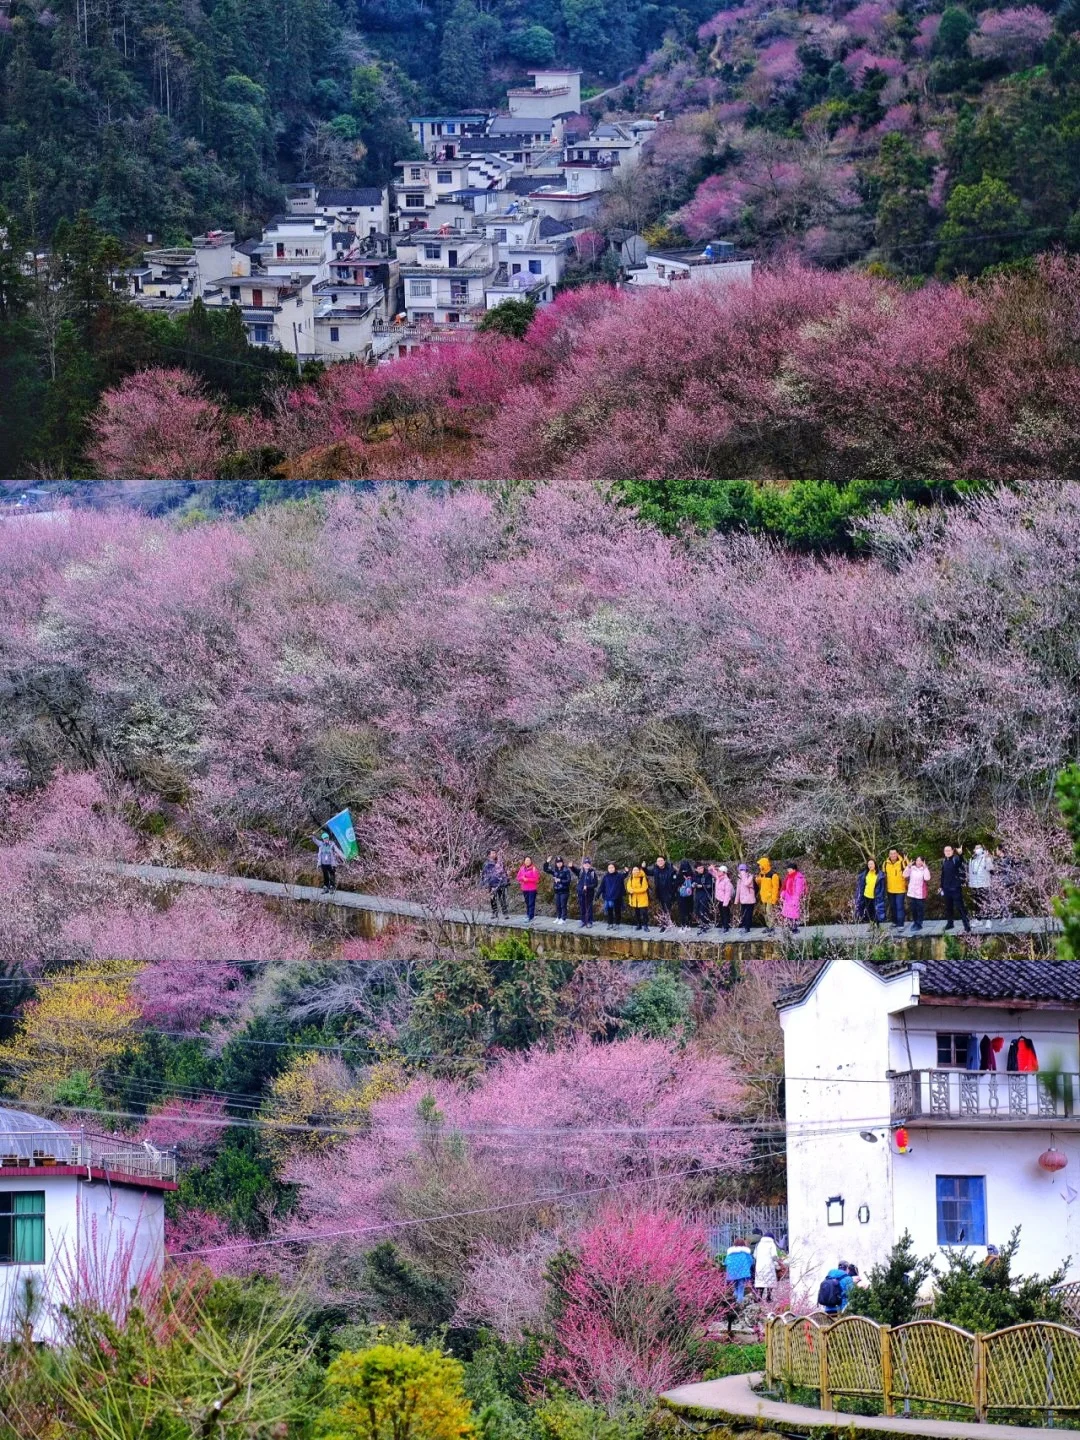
<box><xmin>174</xmin><ymin>1124</ymin><xmax>293</xmax><ymax>1234</ymax></box>
<box><xmin>316</xmin><ymin>1341</ymin><xmax>476</xmax><ymax>1440</ymax></box>
<box><xmin>362</xmin><ymin>1243</ymin><xmax>458</xmax><ymax>1335</ymax></box>
<box><xmin>936</xmin><ymin>174</ymin><xmax>1029</xmax><ymax>276</ymax></box>
<box><xmin>476</xmin><ymin>300</ymin><xmax>538</xmax><ymax>341</ymax></box>
<box><xmin>507</xmin><ymin>26</ymin><xmax>557</xmax><ymax>66</ymax></box>
<box><xmin>702</xmin><ymin>1342</ymin><xmax>767</xmax><ymax>1378</ymax></box>
<box><xmin>847</xmin><ymin>1230</ymin><xmax>935</xmax><ymax>1327</ymax></box>
<box><xmin>408</xmin><ymin>939</ymin><xmax>570</xmax><ymax>1064</ymax></box>
<box><xmin>935</xmin><ymin>7</ymin><xmax>977</xmax><ymax>59</ymax></box>
<box><xmin>932</xmin><ymin>1228</ymin><xmax>1067</xmax><ymax>1331</ymax></box>
<box><xmin>531</xmin><ymin>1392</ymin><xmax>647</xmax><ymax>1440</ymax></box>
<box><xmin>1056</xmin><ymin>764</ymin><xmax>1080</xmax><ymax>958</ymax></box>
<box><xmin>618</xmin><ymin>969</ymin><xmax>693</xmax><ymax>1039</ymax></box>
<box><xmin>614</xmin><ymin>474</ymin><xmax>932</xmax><ymax>554</ymax></box>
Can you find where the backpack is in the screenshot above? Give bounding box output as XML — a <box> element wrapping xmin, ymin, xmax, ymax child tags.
<box><xmin>817</xmin><ymin>1275</ymin><xmax>844</xmax><ymax>1310</ymax></box>
<box><xmin>679</xmin><ymin>877</ymin><xmax>693</xmax><ymax>897</ymax></box>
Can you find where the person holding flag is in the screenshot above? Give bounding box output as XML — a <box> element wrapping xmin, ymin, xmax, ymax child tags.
<box><xmin>312</xmin><ymin>808</ymin><xmax>359</xmax><ymax>894</ymax></box>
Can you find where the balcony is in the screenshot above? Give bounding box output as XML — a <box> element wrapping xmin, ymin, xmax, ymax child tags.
<box><xmin>891</xmin><ymin>1069</ymin><xmax>1080</xmax><ymax>1127</ymax></box>
<box><xmin>0</xmin><ymin>1128</ymin><xmax>177</xmax><ymax>1183</ymax></box>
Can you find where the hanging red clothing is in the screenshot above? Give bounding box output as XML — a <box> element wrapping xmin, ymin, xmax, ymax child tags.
<box><xmin>1017</xmin><ymin>1037</ymin><xmax>1039</xmax><ymax>1072</ymax></box>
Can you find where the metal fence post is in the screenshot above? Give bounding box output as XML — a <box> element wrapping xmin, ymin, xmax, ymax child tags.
<box><xmin>974</xmin><ymin>1332</ymin><xmax>987</xmax><ymax>1423</ymax></box>
<box><xmin>881</xmin><ymin>1325</ymin><xmax>893</xmax><ymax>1417</ymax></box>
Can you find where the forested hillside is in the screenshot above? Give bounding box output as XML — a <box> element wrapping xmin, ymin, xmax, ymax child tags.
<box><xmin>0</xmin><ymin>0</ymin><xmax>716</xmax><ymax>241</ymax></box>
<box><xmin>616</xmin><ymin>0</ymin><xmax>1080</xmax><ymax>273</ymax></box>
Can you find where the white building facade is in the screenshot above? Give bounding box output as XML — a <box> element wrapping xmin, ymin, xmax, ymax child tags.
<box><xmin>0</xmin><ymin>1109</ymin><xmax>175</xmax><ymax>1341</ymax></box>
<box><xmin>778</xmin><ymin>959</ymin><xmax>1080</xmax><ymax>1302</ymax></box>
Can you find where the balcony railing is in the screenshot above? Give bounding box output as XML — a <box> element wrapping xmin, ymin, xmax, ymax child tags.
<box><xmin>0</xmin><ymin>1129</ymin><xmax>177</xmax><ymax>1182</ymax></box>
<box><xmin>891</xmin><ymin>1069</ymin><xmax>1080</xmax><ymax>1126</ymax></box>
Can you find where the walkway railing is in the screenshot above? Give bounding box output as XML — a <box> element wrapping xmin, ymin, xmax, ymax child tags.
<box><xmin>765</xmin><ymin>1312</ymin><xmax>1080</xmax><ymax>1424</ymax></box>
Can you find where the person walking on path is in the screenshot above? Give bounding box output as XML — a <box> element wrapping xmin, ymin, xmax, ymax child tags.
<box><xmin>818</xmin><ymin>1265</ymin><xmax>849</xmax><ymax>1316</ymax></box>
<box><xmin>626</xmin><ymin>865</ymin><xmax>650</xmax><ymax>930</ymax></box>
<box><xmin>572</xmin><ymin>858</ymin><xmax>599</xmax><ymax>928</ymax></box>
<box><xmin>856</xmin><ymin>859</ymin><xmax>886</xmax><ymax>925</ymax></box>
<box><xmin>600</xmin><ymin>862</ymin><xmax>626</xmax><ymax>928</ymax></box>
<box><xmin>676</xmin><ymin>859</ymin><xmax>695</xmax><ymax>929</ymax></box>
<box><xmin>756</xmin><ymin>857</ymin><xmax>780</xmax><ymax>933</ymax></box>
<box><xmin>968</xmin><ymin>843</ymin><xmax>995</xmax><ymax>928</ymax></box>
<box><xmin>710</xmin><ymin>864</ymin><xmax>734</xmax><ymax>932</ymax></box>
<box><xmin>735</xmin><ymin>863</ymin><xmax>757</xmax><ymax>933</ymax></box>
<box><xmin>940</xmin><ymin>845</ymin><xmax>971</xmax><ymax>932</ymax></box>
<box><xmin>885</xmin><ymin>848</ymin><xmax>908</xmax><ymax>928</ymax></box>
<box><xmin>516</xmin><ymin>856</ymin><xmax>541</xmax><ymax>923</ymax></box>
<box><xmin>482</xmin><ymin>850</ymin><xmax>510</xmax><ymax>917</ymax></box>
<box><xmin>725</xmin><ymin>1238</ymin><xmax>754</xmax><ymax>1304</ymax></box>
<box><xmin>692</xmin><ymin>861</ymin><xmax>713</xmax><ymax>932</ymax></box>
<box><xmin>646</xmin><ymin>856</ymin><xmax>678</xmax><ymax>930</ymax></box>
<box><xmin>753</xmin><ymin>1232</ymin><xmax>781</xmax><ymax>1302</ymax></box>
<box><xmin>544</xmin><ymin>855</ymin><xmax>573</xmax><ymax>924</ymax></box>
<box><xmin>904</xmin><ymin>854</ymin><xmax>931</xmax><ymax>931</ymax></box>
<box><xmin>314</xmin><ymin>830</ymin><xmax>344</xmax><ymax>894</ymax></box>
<box><xmin>781</xmin><ymin>864</ymin><xmax>807</xmax><ymax>934</ymax></box>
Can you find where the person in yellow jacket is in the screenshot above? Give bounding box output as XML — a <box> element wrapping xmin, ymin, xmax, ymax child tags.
<box><xmin>626</xmin><ymin>866</ymin><xmax>651</xmax><ymax>932</ymax></box>
<box><xmin>884</xmin><ymin>848</ymin><xmax>909</xmax><ymax>929</ymax></box>
<box><xmin>756</xmin><ymin>856</ymin><xmax>781</xmax><ymax>933</ymax></box>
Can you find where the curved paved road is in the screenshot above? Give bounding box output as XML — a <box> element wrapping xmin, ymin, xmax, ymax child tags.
<box><xmin>662</xmin><ymin>1372</ymin><xmax>1064</xmax><ymax>1439</ymax></box>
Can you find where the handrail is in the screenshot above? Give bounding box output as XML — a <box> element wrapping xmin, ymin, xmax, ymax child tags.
<box><xmin>766</xmin><ymin>1312</ymin><xmax>1080</xmax><ymax>1423</ymax></box>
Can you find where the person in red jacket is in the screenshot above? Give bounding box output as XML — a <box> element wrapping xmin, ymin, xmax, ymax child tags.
<box><xmin>516</xmin><ymin>856</ymin><xmax>541</xmax><ymax>923</ymax></box>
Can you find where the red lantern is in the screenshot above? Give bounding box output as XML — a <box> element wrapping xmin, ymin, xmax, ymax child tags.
<box><xmin>1039</xmin><ymin>1146</ymin><xmax>1068</xmax><ymax>1173</ymax></box>
<box><xmin>894</xmin><ymin>1127</ymin><xmax>910</xmax><ymax>1154</ymax></box>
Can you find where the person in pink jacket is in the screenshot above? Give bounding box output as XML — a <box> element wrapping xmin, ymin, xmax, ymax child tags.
<box><xmin>903</xmin><ymin>855</ymin><xmax>931</xmax><ymax>932</ymax></box>
<box><xmin>734</xmin><ymin>864</ymin><xmax>757</xmax><ymax>933</ymax></box>
<box><xmin>781</xmin><ymin>865</ymin><xmax>807</xmax><ymax>933</ymax></box>
<box><xmin>710</xmin><ymin>863</ymin><xmax>735</xmax><ymax>932</ymax></box>
<box><xmin>516</xmin><ymin>856</ymin><xmax>541</xmax><ymax>923</ymax></box>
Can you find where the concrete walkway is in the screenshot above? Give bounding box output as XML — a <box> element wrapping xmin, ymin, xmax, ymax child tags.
<box><xmin>662</xmin><ymin>1372</ymin><xmax>1067</xmax><ymax>1439</ymax></box>
<box><xmin>37</xmin><ymin>853</ymin><xmax>1060</xmax><ymax>956</ymax></box>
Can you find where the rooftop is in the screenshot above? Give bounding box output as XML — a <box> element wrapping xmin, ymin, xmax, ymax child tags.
<box><xmin>0</xmin><ymin>1107</ymin><xmax>177</xmax><ymax>1187</ymax></box>
<box><xmin>777</xmin><ymin>959</ymin><xmax>1080</xmax><ymax>1010</ymax></box>
<box><xmin>317</xmin><ymin>187</ymin><xmax>384</xmax><ymax>207</ymax></box>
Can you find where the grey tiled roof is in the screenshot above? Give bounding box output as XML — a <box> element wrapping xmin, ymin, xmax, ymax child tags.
<box><xmin>778</xmin><ymin>959</ymin><xmax>1080</xmax><ymax>1008</ymax></box>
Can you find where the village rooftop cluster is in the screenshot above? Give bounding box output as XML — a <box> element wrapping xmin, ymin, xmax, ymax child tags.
<box><xmin>107</xmin><ymin>70</ymin><xmax>753</xmax><ymax>365</ymax></box>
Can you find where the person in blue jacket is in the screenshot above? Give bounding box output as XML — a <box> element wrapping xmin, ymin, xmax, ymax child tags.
<box><xmin>599</xmin><ymin>863</ymin><xmax>626</xmax><ymax>927</ymax></box>
<box><xmin>724</xmin><ymin>1238</ymin><xmax>754</xmax><ymax>1303</ymax></box>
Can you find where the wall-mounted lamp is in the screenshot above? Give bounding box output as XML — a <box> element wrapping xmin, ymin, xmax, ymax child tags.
<box><xmin>826</xmin><ymin>1195</ymin><xmax>845</xmax><ymax>1226</ymax></box>
<box><xmin>859</xmin><ymin>1131</ymin><xmax>879</xmax><ymax>1144</ymax></box>
<box><xmin>858</xmin><ymin>1204</ymin><xmax>870</xmax><ymax>1224</ymax></box>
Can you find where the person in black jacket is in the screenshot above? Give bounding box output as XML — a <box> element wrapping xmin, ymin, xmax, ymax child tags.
<box><xmin>646</xmin><ymin>856</ymin><xmax>678</xmax><ymax>930</ymax></box>
<box><xmin>940</xmin><ymin>845</ymin><xmax>971</xmax><ymax>932</ymax></box>
<box><xmin>544</xmin><ymin>856</ymin><xmax>573</xmax><ymax>924</ymax></box>
<box><xmin>675</xmin><ymin>859</ymin><xmax>695</xmax><ymax>928</ymax></box>
<box><xmin>572</xmin><ymin>859</ymin><xmax>599</xmax><ymax>928</ymax></box>
<box><xmin>692</xmin><ymin>861</ymin><xmax>713</xmax><ymax>932</ymax></box>
<box><xmin>599</xmin><ymin>863</ymin><xmax>626</xmax><ymax>927</ymax></box>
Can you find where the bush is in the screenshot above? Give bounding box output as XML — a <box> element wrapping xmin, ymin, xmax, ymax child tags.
<box><xmin>931</xmin><ymin>1228</ymin><xmax>1067</xmax><ymax>1331</ymax></box>
<box><xmin>847</xmin><ymin>1230</ymin><xmax>934</xmax><ymax>1327</ymax></box>
<box><xmin>316</xmin><ymin>1341</ymin><xmax>476</xmax><ymax>1440</ymax></box>
<box><xmin>619</xmin><ymin>971</ymin><xmax>694</xmax><ymax>1039</ymax></box>
<box><xmin>702</xmin><ymin>1342</ymin><xmax>767</xmax><ymax>1378</ymax></box>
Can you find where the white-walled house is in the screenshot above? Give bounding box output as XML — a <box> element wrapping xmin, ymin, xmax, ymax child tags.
<box><xmin>0</xmin><ymin>1108</ymin><xmax>175</xmax><ymax>1341</ymax></box>
<box><xmin>626</xmin><ymin>245</ymin><xmax>754</xmax><ymax>290</ymax></box>
<box><xmin>395</xmin><ymin>230</ymin><xmax>498</xmax><ymax>324</ymax></box>
<box><xmin>778</xmin><ymin>959</ymin><xmax>1080</xmax><ymax>1301</ymax></box>
<box><xmin>507</xmin><ymin>68</ymin><xmax>582</xmax><ymax>120</ymax></box>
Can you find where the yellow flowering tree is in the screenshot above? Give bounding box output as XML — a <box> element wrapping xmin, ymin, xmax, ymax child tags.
<box><xmin>0</xmin><ymin>962</ymin><xmax>143</xmax><ymax>1105</ymax></box>
<box><xmin>261</xmin><ymin>1054</ymin><xmax>400</xmax><ymax>1160</ymax></box>
<box><xmin>316</xmin><ymin>1343</ymin><xmax>476</xmax><ymax>1440</ymax></box>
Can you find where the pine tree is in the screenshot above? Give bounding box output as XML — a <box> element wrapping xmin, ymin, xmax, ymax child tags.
<box><xmin>846</xmin><ymin>1230</ymin><xmax>934</xmax><ymax>1326</ymax></box>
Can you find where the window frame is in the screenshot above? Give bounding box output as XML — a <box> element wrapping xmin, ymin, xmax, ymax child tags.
<box><xmin>936</xmin><ymin>1032</ymin><xmax>972</xmax><ymax>1068</ymax></box>
<box><xmin>329</xmin><ymin>326</ymin><xmax>340</xmax><ymax>343</ymax></box>
<box><xmin>936</xmin><ymin>1175</ymin><xmax>987</xmax><ymax>1247</ymax></box>
<box><xmin>0</xmin><ymin>1191</ymin><xmax>45</xmax><ymax>1265</ymax></box>
<box><xmin>410</xmin><ymin>279</ymin><xmax>433</xmax><ymax>298</ymax></box>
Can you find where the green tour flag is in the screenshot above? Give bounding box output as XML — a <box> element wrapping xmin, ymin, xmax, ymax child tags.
<box><xmin>325</xmin><ymin>809</ymin><xmax>359</xmax><ymax>861</ymax></box>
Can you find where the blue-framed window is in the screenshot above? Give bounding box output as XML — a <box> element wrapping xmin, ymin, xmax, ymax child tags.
<box><xmin>936</xmin><ymin>1175</ymin><xmax>986</xmax><ymax>1246</ymax></box>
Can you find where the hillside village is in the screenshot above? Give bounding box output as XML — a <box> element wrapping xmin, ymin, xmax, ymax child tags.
<box><xmin>112</xmin><ymin>70</ymin><xmax>753</xmax><ymax>365</ymax></box>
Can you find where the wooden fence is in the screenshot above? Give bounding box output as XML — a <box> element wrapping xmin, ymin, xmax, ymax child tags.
<box><xmin>765</xmin><ymin>1312</ymin><xmax>1080</xmax><ymax>1424</ymax></box>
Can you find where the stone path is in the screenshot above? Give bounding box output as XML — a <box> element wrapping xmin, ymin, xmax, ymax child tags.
<box><xmin>661</xmin><ymin>1372</ymin><xmax>1067</xmax><ymax>1439</ymax></box>
<box><xmin>38</xmin><ymin>853</ymin><xmax>1060</xmax><ymax>952</ymax></box>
